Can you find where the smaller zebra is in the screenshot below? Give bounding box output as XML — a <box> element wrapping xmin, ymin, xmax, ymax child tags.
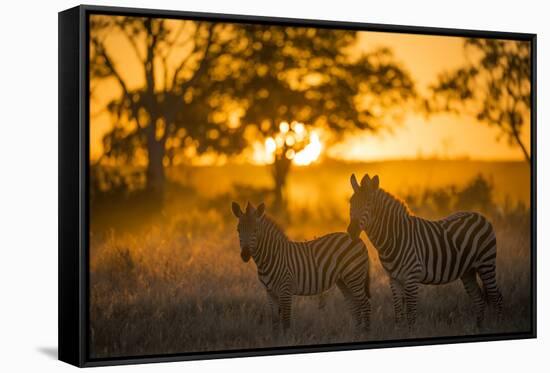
<box><xmin>232</xmin><ymin>201</ymin><xmax>371</xmax><ymax>333</ymax></box>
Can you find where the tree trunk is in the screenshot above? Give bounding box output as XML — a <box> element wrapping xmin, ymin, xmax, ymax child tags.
<box><xmin>513</xmin><ymin>131</ymin><xmax>531</xmax><ymax>163</ymax></box>
<box><xmin>272</xmin><ymin>156</ymin><xmax>292</xmax><ymax>211</ymax></box>
<box><xmin>143</xmin><ymin>19</ymin><xmax>165</xmax><ymax>199</ymax></box>
<box><xmin>511</xmin><ymin>123</ymin><xmax>530</xmax><ymax>163</ymax></box>
<box><xmin>145</xmin><ymin>123</ymin><xmax>165</xmax><ymax>198</ymax></box>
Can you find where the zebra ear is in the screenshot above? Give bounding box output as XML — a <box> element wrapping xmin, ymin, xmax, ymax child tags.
<box><xmin>256</xmin><ymin>203</ymin><xmax>265</xmax><ymax>217</ymax></box>
<box><xmin>350</xmin><ymin>174</ymin><xmax>360</xmax><ymax>193</ymax></box>
<box><xmin>371</xmin><ymin>175</ymin><xmax>380</xmax><ymax>189</ymax></box>
<box><xmin>360</xmin><ymin>173</ymin><xmax>371</xmax><ymax>187</ymax></box>
<box><xmin>231</xmin><ymin>202</ymin><xmax>243</xmax><ymax>218</ymax></box>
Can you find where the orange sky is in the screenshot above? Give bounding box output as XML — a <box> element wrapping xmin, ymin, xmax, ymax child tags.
<box><xmin>90</xmin><ymin>19</ymin><xmax>531</xmax><ymax>162</ymax></box>
<box><xmin>328</xmin><ymin>32</ymin><xmax>531</xmax><ymax>161</ymax></box>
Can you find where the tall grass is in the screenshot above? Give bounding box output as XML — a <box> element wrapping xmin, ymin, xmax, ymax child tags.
<box><xmin>90</xmin><ymin>166</ymin><xmax>532</xmax><ymax>358</ymax></box>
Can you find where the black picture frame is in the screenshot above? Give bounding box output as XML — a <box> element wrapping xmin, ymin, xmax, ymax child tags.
<box><xmin>58</xmin><ymin>4</ymin><xmax>537</xmax><ymax>367</ymax></box>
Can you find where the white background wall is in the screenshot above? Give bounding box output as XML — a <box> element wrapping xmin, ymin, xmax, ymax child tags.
<box><xmin>0</xmin><ymin>0</ymin><xmax>547</xmax><ymax>371</ymax></box>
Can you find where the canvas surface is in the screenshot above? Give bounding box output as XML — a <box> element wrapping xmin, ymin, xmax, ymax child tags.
<box><xmin>87</xmin><ymin>12</ymin><xmax>533</xmax><ymax>359</ymax></box>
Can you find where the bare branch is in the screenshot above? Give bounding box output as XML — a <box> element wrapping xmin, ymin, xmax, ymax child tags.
<box><xmin>90</xmin><ymin>106</ymin><xmax>108</xmax><ymax>119</ymax></box>
<box><xmin>162</xmin><ymin>56</ymin><xmax>169</xmax><ymax>92</ymax></box>
<box><xmin>91</xmin><ymin>37</ymin><xmax>142</xmax><ymax>128</ymax></box>
<box><xmin>113</xmin><ymin>19</ymin><xmax>145</xmax><ymax>63</ymax></box>
<box><xmin>161</xmin><ymin>21</ymin><xmax>191</xmax><ymax>61</ymax></box>
<box><xmin>171</xmin><ymin>23</ymin><xmax>215</xmax><ymax>90</ymax></box>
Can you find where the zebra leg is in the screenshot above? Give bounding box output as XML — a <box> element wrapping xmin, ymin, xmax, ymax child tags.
<box><xmin>362</xmin><ymin>292</ymin><xmax>372</xmax><ymax>332</ymax></box>
<box><xmin>403</xmin><ymin>281</ymin><xmax>419</xmax><ymax>329</ymax></box>
<box><xmin>336</xmin><ymin>280</ymin><xmax>360</xmax><ymax>328</ymax></box>
<box><xmin>460</xmin><ymin>269</ymin><xmax>485</xmax><ymax>327</ymax></box>
<box><xmin>362</xmin><ymin>293</ymin><xmax>372</xmax><ymax>332</ymax></box>
<box><xmin>337</xmin><ymin>278</ymin><xmax>369</xmax><ymax>331</ymax></box>
<box><xmin>278</xmin><ymin>293</ymin><xmax>293</xmax><ymax>332</ymax></box>
<box><xmin>478</xmin><ymin>264</ymin><xmax>503</xmax><ymax>320</ymax></box>
<box><xmin>389</xmin><ymin>278</ymin><xmax>405</xmax><ymax>325</ymax></box>
<box><xmin>267</xmin><ymin>290</ymin><xmax>280</xmax><ymax>333</ymax></box>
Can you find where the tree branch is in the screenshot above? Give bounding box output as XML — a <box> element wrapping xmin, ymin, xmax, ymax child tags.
<box><xmin>114</xmin><ymin>19</ymin><xmax>145</xmax><ymax>63</ymax></box>
<box><xmin>171</xmin><ymin>23</ymin><xmax>215</xmax><ymax>90</ymax></box>
<box><xmin>91</xmin><ymin>37</ymin><xmax>142</xmax><ymax>128</ymax></box>
<box><xmin>162</xmin><ymin>55</ymin><xmax>169</xmax><ymax>92</ymax></box>
<box><xmin>510</xmin><ymin>119</ymin><xmax>530</xmax><ymax>162</ymax></box>
<box><xmin>161</xmin><ymin>21</ymin><xmax>191</xmax><ymax>61</ymax></box>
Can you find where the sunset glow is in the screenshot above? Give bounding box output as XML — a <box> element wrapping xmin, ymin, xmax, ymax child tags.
<box><xmin>88</xmin><ymin>16</ymin><xmax>532</xmax><ymax>357</ymax></box>
<box><xmin>89</xmin><ymin>24</ymin><xmax>530</xmax><ymax>163</ymax></box>
<box><xmin>251</xmin><ymin>123</ymin><xmax>323</xmax><ymax>166</ymax></box>
<box><xmin>293</xmin><ymin>131</ymin><xmax>322</xmax><ymax>166</ymax></box>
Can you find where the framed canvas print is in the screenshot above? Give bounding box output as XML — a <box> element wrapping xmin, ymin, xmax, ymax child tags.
<box><xmin>58</xmin><ymin>4</ymin><xmax>537</xmax><ymax>367</ymax></box>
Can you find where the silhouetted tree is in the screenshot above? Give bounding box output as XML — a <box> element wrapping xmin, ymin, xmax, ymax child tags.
<box><xmin>91</xmin><ymin>18</ymin><xmax>416</xmax><ymax>205</ymax></box>
<box><xmin>90</xmin><ymin>16</ymin><xmax>245</xmax><ymax>197</ymax></box>
<box><xmin>207</xmin><ymin>25</ymin><xmax>416</xmax><ymax>206</ymax></box>
<box><xmin>427</xmin><ymin>39</ymin><xmax>531</xmax><ymax>162</ymax></box>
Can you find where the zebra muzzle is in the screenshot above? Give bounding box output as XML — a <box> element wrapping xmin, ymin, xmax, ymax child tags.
<box><xmin>347</xmin><ymin>220</ymin><xmax>361</xmax><ymax>240</ymax></box>
<box><xmin>241</xmin><ymin>247</ymin><xmax>251</xmax><ymax>262</ymax></box>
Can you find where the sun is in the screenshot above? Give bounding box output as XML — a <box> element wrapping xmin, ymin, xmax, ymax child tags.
<box><xmin>252</xmin><ymin>122</ymin><xmax>323</xmax><ymax>166</ymax></box>
<box><xmin>292</xmin><ymin>131</ymin><xmax>322</xmax><ymax>166</ymax></box>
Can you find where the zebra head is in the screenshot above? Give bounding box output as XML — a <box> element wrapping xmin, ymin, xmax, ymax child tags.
<box><xmin>347</xmin><ymin>173</ymin><xmax>380</xmax><ymax>240</ymax></box>
<box><xmin>231</xmin><ymin>201</ymin><xmax>266</xmax><ymax>262</ymax></box>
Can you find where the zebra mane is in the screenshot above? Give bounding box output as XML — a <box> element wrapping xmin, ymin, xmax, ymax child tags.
<box><xmin>260</xmin><ymin>215</ymin><xmax>289</xmax><ymax>241</ymax></box>
<box><xmin>377</xmin><ymin>188</ymin><xmax>413</xmax><ymax>216</ymax></box>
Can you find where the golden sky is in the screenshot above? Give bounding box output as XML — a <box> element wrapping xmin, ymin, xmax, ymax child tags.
<box><xmin>90</xmin><ymin>20</ymin><xmax>531</xmax><ymax>162</ymax></box>
<box><xmin>328</xmin><ymin>32</ymin><xmax>531</xmax><ymax>161</ymax></box>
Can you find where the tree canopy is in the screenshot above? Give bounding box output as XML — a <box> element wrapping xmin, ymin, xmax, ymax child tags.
<box><xmin>427</xmin><ymin>38</ymin><xmax>531</xmax><ymax>162</ymax></box>
<box><xmin>90</xmin><ymin>16</ymin><xmax>417</xmax><ymax>199</ymax></box>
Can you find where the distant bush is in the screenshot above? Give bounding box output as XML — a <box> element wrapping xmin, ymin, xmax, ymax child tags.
<box><xmin>406</xmin><ymin>174</ymin><xmax>495</xmax><ymax>217</ymax></box>
<box><xmin>456</xmin><ymin>174</ymin><xmax>494</xmax><ymax>211</ymax></box>
<box><xmin>90</xmin><ymin>163</ymin><xmax>145</xmax><ymax>199</ymax></box>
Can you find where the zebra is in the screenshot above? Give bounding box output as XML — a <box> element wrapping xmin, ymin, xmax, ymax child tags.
<box><xmin>231</xmin><ymin>201</ymin><xmax>371</xmax><ymax>333</ymax></box>
<box><xmin>347</xmin><ymin>173</ymin><xmax>503</xmax><ymax>328</ymax></box>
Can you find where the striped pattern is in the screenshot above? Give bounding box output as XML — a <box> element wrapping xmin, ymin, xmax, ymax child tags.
<box><xmin>347</xmin><ymin>174</ymin><xmax>502</xmax><ymax>327</ymax></box>
<box><xmin>232</xmin><ymin>202</ymin><xmax>371</xmax><ymax>332</ymax></box>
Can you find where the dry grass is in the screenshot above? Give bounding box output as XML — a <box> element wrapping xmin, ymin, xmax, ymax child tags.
<box><xmin>89</xmin><ymin>199</ymin><xmax>531</xmax><ymax>358</ymax></box>
<box><xmin>89</xmin><ymin>160</ymin><xmax>532</xmax><ymax>358</ymax></box>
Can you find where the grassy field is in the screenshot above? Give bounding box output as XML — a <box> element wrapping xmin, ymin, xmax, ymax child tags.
<box><xmin>89</xmin><ymin>160</ymin><xmax>532</xmax><ymax>358</ymax></box>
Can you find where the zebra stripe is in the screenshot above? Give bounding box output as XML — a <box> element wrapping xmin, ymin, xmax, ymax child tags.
<box><xmin>232</xmin><ymin>202</ymin><xmax>371</xmax><ymax>332</ymax></box>
<box><xmin>348</xmin><ymin>174</ymin><xmax>502</xmax><ymax>327</ymax></box>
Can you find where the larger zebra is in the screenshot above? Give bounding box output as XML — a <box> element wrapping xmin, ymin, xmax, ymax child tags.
<box><xmin>347</xmin><ymin>173</ymin><xmax>502</xmax><ymax>327</ymax></box>
<box><xmin>231</xmin><ymin>201</ymin><xmax>371</xmax><ymax>332</ymax></box>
